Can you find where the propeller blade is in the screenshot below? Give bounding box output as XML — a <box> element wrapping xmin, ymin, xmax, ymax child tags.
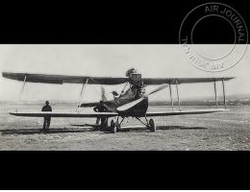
<box><xmin>116</xmin><ymin>97</ymin><xmax>145</xmax><ymax>112</ymax></box>
<box><xmin>147</xmin><ymin>83</ymin><xmax>168</xmax><ymax>96</ymax></box>
<box><xmin>101</xmin><ymin>86</ymin><xmax>107</xmax><ymax>101</ymax></box>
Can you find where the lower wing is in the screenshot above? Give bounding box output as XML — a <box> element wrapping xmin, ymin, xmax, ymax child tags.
<box><xmin>10</xmin><ymin>108</ymin><xmax>227</xmax><ymax>118</ymax></box>
<box><xmin>145</xmin><ymin>108</ymin><xmax>228</xmax><ymax>117</ymax></box>
<box><xmin>9</xmin><ymin>111</ymin><xmax>118</xmax><ymax>118</ymax></box>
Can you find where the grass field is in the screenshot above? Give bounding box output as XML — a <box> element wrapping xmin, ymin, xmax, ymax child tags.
<box><xmin>0</xmin><ymin>101</ymin><xmax>250</xmax><ymax>150</ymax></box>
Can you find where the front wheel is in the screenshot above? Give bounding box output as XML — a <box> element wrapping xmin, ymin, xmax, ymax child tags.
<box><xmin>149</xmin><ymin>119</ymin><xmax>156</xmax><ymax>132</ymax></box>
<box><xmin>110</xmin><ymin>119</ymin><xmax>117</xmax><ymax>133</ymax></box>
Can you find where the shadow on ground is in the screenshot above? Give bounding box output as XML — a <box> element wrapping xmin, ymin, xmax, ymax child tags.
<box><xmin>0</xmin><ymin>128</ymin><xmax>95</xmax><ymax>135</ymax></box>
<box><xmin>157</xmin><ymin>125</ymin><xmax>207</xmax><ymax>130</ymax></box>
<box><xmin>117</xmin><ymin>125</ymin><xmax>207</xmax><ymax>132</ymax></box>
<box><xmin>0</xmin><ymin>124</ymin><xmax>96</xmax><ymax>135</ymax></box>
<box><xmin>0</xmin><ymin>125</ymin><xmax>207</xmax><ymax>135</ymax></box>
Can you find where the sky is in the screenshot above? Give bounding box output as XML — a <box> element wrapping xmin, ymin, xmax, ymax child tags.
<box><xmin>0</xmin><ymin>44</ymin><xmax>249</xmax><ymax>103</ymax></box>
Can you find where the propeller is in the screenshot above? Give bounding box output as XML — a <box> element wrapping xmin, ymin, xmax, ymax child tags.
<box><xmin>101</xmin><ymin>86</ymin><xmax>107</xmax><ymax>101</ymax></box>
<box><xmin>117</xmin><ymin>83</ymin><xmax>168</xmax><ymax>112</ymax></box>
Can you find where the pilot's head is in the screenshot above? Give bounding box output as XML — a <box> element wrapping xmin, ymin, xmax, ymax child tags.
<box><xmin>126</xmin><ymin>68</ymin><xmax>137</xmax><ymax>77</ymax></box>
<box><xmin>100</xmin><ymin>100</ymin><xmax>103</xmax><ymax>104</ymax></box>
<box><xmin>45</xmin><ymin>101</ymin><xmax>49</xmax><ymax>105</ymax></box>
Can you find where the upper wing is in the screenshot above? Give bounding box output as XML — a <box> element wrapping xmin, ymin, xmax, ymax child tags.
<box><xmin>2</xmin><ymin>72</ymin><xmax>234</xmax><ymax>85</ymax></box>
<box><xmin>2</xmin><ymin>72</ymin><xmax>128</xmax><ymax>85</ymax></box>
<box><xmin>9</xmin><ymin>111</ymin><xmax>118</xmax><ymax>118</ymax></box>
<box><xmin>143</xmin><ymin>77</ymin><xmax>235</xmax><ymax>85</ymax></box>
<box><xmin>145</xmin><ymin>108</ymin><xmax>228</xmax><ymax>117</ymax></box>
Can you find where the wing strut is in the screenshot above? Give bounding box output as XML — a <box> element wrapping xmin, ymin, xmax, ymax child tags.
<box><xmin>222</xmin><ymin>79</ymin><xmax>226</xmax><ymax>109</ymax></box>
<box><xmin>214</xmin><ymin>81</ymin><xmax>218</xmax><ymax>107</ymax></box>
<box><xmin>175</xmin><ymin>80</ymin><xmax>181</xmax><ymax>111</ymax></box>
<box><xmin>168</xmin><ymin>83</ymin><xmax>174</xmax><ymax>110</ymax></box>
<box><xmin>76</xmin><ymin>78</ymin><xmax>89</xmax><ymax>112</ymax></box>
<box><xmin>19</xmin><ymin>75</ymin><xmax>27</xmax><ymax>100</ymax></box>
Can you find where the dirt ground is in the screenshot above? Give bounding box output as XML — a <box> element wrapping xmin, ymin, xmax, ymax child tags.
<box><xmin>0</xmin><ymin>101</ymin><xmax>250</xmax><ymax>150</ymax></box>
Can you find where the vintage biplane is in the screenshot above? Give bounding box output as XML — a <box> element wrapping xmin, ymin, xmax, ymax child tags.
<box><xmin>2</xmin><ymin>68</ymin><xmax>234</xmax><ymax>133</ymax></box>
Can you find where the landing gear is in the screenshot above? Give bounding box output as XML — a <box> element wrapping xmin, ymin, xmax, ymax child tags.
<box><xmin>148</xmin><ymin>119</ymin><xmax>156</xmax><ymax>132</ymax></box>
<box><xmin>110</xmin><ymin>119</ymin><xmax>117</xmax><ymax>133</ymax></box>
<box><xmin>136</xmin><ymin>116</ymin><xmax>157</xmax><ymax>132</ymax></box>
<box><xmin>109</xmin><ymin>116</ymin><xmax>156</xmax><ymax>133</ymax></box>
<box><xmin>110</xmin><ymin>117</ymin><xmax>124</xmax><ymax>133</ymax></box>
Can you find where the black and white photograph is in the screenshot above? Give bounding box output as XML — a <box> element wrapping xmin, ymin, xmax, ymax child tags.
<box><xmin>1</xmin><ymin>2</ymin><xmax>249</xmax><ymax>150</ymax></box>
<box><xmin>0</xmin><ymin>0</ymin><xmax>250</xmax><ymax>190</ymax></box>
<box><xmin>0</xmin><ymin>43</ymin><xmax>249</xmax><ymax>150</ymax></box>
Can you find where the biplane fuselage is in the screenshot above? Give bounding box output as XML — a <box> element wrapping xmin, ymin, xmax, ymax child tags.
<box><xmin>83</xmin><ymin>72</ymin><xmax>150</xmax><ymax>117</ymax></box>
<box><xmin>104</xmin><ymin>92</ymin><xmax>149</xmax><ymax>117</ymax></box>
